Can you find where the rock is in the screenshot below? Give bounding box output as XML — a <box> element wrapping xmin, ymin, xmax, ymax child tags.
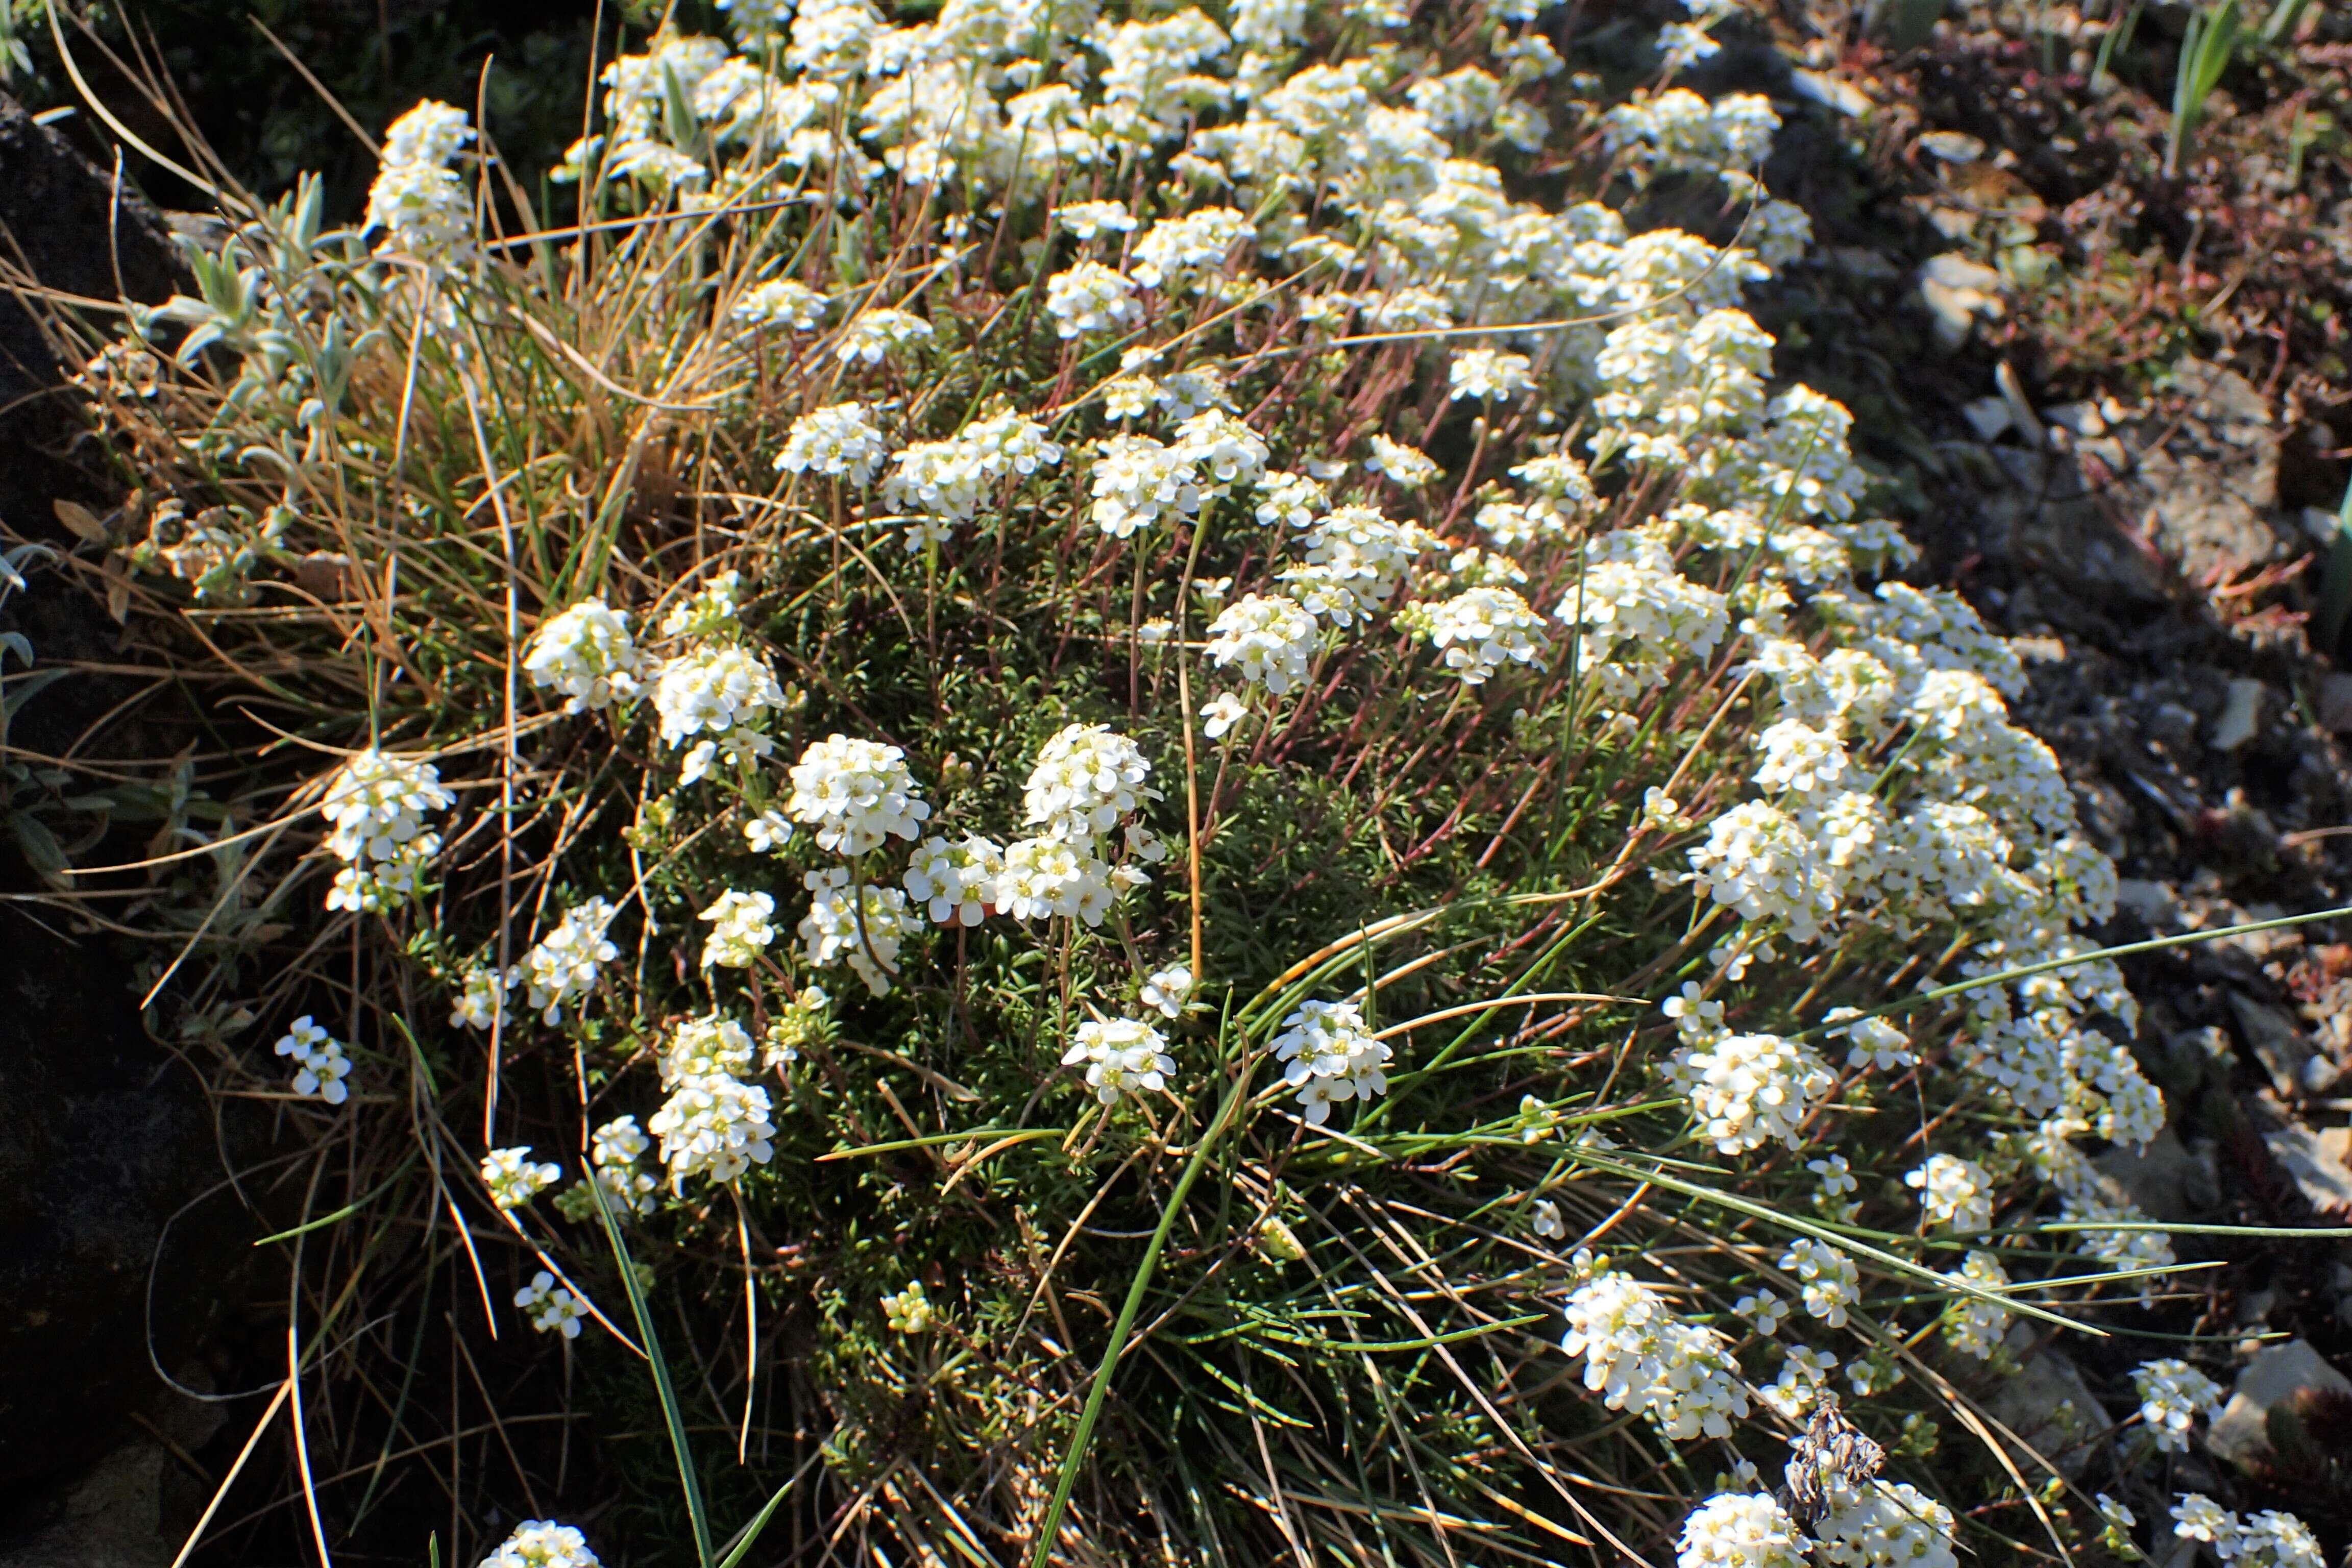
<box><xmin>1962</xmin><ymin>397</ymin><xmax>2014</xmax><ymax>442</ymax></box>
<box><xmin>2209</xmin><ymin>679</ymin><xmax>2264</xmax><ymax>752</ymax></box>
<box><xmin>2239</xmin><ymin>1105</ymin><xmax>2352</xmax><ymax>1213</ymax></box>
<box><xmin>2208</xmin><ymin>1340</ymin><xmax>2352</xmax><ymax>1469</ymax></box>
<box><xmin>1789</xmin><ymin>69</ymin><xmax>1873</xmax><ymax>117</ymax></box>
<box><xmin>0</xmin><ymin>91</ymin><xmax>185</xmax><ymax>538</ymax></box>
<box><xmin>1918</xmin><ymin>130</ymin><xmax>1987</xmax><ymax>162</ymax></box>
<box><xmin>2230</xmin><ymin>992</ymin><xmax>2315</xmax><ymax>1098</ymax></box>
<box><xmin>1984</xmin><ymin>1326</ymin><xmax>2109</xmax><ymax>1479</ymax></box>
<box><xmin>2045</xmin><ymin>402</ymin><xmax>2108</xmax><ymax>438</ymax></box>
<box><xmin>0</xmin><ymin>1444</ymin><xmax>175</xmax><ymax>1567</ymax></box>
<box><xmin>2114</xmin><ymin>879</ymin><xmax>2183</xmax><ymax>929</ymax></box>
<box><xmin>2093</xmin><ymin>1128</ymin><xmax>2219</xmax><ymax>1222</ymax></box>
<box><xmin>0</xmin><ymin>96</ymin><xmax>238</xmax><ymax>1492</ymax></box>
<box><xmin>1918</xmin><ymin>254</ymin><xmax>2005</xmax><ymax>349</ymax></box>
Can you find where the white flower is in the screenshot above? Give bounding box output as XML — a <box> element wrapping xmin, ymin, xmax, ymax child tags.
<box><xmin>1046</xmin><ymin>260</ymin><xmax>1141</xmax><ymax>337</ymax></box>
<box><xmin>1200</xmin><ymin>691</ymin><xmax>1248</xmax><ymax>737</ymax></box>
<box><xmin>1129</xmin><ymin>206</ymin><xmax>1247</xmax><ymax>290</ymax></box>
<box><xmin>1531</xmin><ymin>1198</ymin><xmax>1565</xmax><ymax>1240</ymax></box>
<box><xmin>587</xmin><ymin>1115</ymin><xmax>658</xmax><ymax>1215</ymax></box>
<box><xmin>881</xmin><ymin>1280</ymin><xmax>935</xmax><ymax>1332</ymax></box>
<box><xmin>318</xmin><ymin>749</ymin><xmax>454</xmax><ymax>913</ymax></box>
<box><xmin>1173</xmin><ymin>409</ymin><xmax>1269</xmax><ymax>492</ymax></box>
<box><xmin>1364</xmin><ymin>433</ymin><xmax>1438</xmax><ymax>486</ymax></box>
<box><xmin>834</xmin><ymin>308</ymin><xmax>933</xmax><ymax>365</ymax></box>
<box><xmin>1944</xmin><ymin>1250</ymin><xmax>2011</xmax><ymax>1358</ymax></box>
<box><xmin>482</xmin><ymin>1146</ymin><xmax>560</xmax><ymax>1210</ymax></box>
<box><xmin>1676</xmin><ymin>1493</ymin><xmax>1808</xmax><ymax>1568</ymax></box>
<box><xmin>902</xmin><ymin>835</ymin><xmax>1003</xmax><ymax>925</ymax></box>
<box><xmin>2169</xmin><ymin>1497</ymin><xmax>2324</xmax><ymax>1568</ymax></box>
<box><xmin>1282</xmin><ymin>506</ymin><xmax>1435</xmax><ymax>624</ymax></box>
<box><xmin>658</xmin><ymin>571</ymin><xmax>743</xmax><ymax>641</ymax></box>
<box><xmin>1063</xmin><ymin>1017</ymin><xmax>1177</xmax><ymax>1104</ymax></box>
<box><xmin>1814</xmin><ymin>1480</ymin><xmax>1956</xmax><ymax>1568</ymax></box>
<box><xmin>1207</xmin><ymin>594</ymin><xmax>1320</xmax><ymax>694</ymax></box>
<box><xmin>525</xmin><ymin>600</ymin><xmax>645</xmax><ymax>713</ymax></box>
<box><xmin>1140</xmin><ymin>964</ymin><xmax>1194</xmax><ymax>1018</ymax></box>
<box><xmin>1023</xmin><ymin>723</ymin><xmax>1155</xmax><ymax>841</ymax></box>
<box><xmin>522</xmin><ymin>897</ymin><xmax>619</xmax><ymax>1024</ymax></box>
<box><xmin>777</xmin><ymin>401</ymin><xmax>888</xmax><ymax>484</ymax></box>
<box><xmin>660</xmin><ymin>1016</ymin><xmax>754</xmax><ymax>1091</ymax></box>
<box><xmin>1674</xmin><ymin>1033</ymin><xmax>1834</xmax><ymax>1154</ymax></box>
<box><xmin>1906</xmin><ymin>1153</ymin><xmax>1995</xmax><ymax>1233</ymax></box>
<box><xmin>1778</xmin><ymin>1238</ymin><xmax>1859</xmax><ymax>1327</ymax></box>
<box><xmin>1561</xmin><ymin>1269</ymin><xmax>1748</xmax><ymax>1439</ymax></box>
<box><xmin>787</xmin><ymin>734</ymin><xmax>932</xmax><ymax>854</ymax></box>
<box><xmin>733</xmin><ymin>278</ymin><xmax>826</xmax><ymax>331</ymax></box>
<box><xmin>1088</xmin><ymin>434</ymin><xmax>1201</xmax><ymax>538</ymax></box>
<box><xmin>2133</xmin><ymin>1359</ymin><xmax>2223</xmax><ymax>1454</ymax></box>
<box><xmin>1827</xmin><ymin>1007</ymin><xmax>1913</xmax><ymax>1071</ymax></box>
<box><xmin>480</xmin><ymin>1517</ymin><xmax>601</xmax><ymax>1568</ymax></box>
<box><xmin>1448</xmin><ymin>348</ymin><xmax>1537</xmax><ymax>403</ymax></box>
<box><xmin>1758</xmin><ymin>1343</ymin><xmax>1838</xmax><ymax>1419</ymax></box>
<box><xmin>797</xmin><ymin>866</ymin><xmax>913</xmax><ymax>994</ymax></box>
<box><xmin>1734</xmin><ymin>1289</ymin><xmax>1787</xmax><ymax>1336</ymax></box>
<box><xmin>992</xmin><ymin>835</ymin><xmax>1119</xmax><ymax>926</ymax></box>
<box><xmin>1058</xmin><ymin>200</ymin><xmax>1137</xmax><ymax>239</ymax></box>
<box><xmin>1661</xmin><ymin>983</ymin><xmax>1725</xmax><ymax>1044</ymax></box>
<box><xmin>652</xmin><ymin>645</ymin><xmax>787</xmax><ymax>779</ymax></box>
<box><xmin>649</xmin><ymin>1072</ymin><xmax>777</xmax><ymax>1189</ymax></box>
<box><xmin>1271</xmin><ymin>999</ymin><xmax>1393</xmax><ymax>1124</ymax></box>
<box><xmin>1807</xmin><ymin>1153</ymin><xmax>1858</xmax><ymax>1202</ymax></box>
<box><xmin>366</xmin><ymin>101</ymin><xmax>474</xmax><ymax>257</ymax></box>
<box><xmin>1419</xmin><ymin>586</ymin><xmax>1549</xmax><ymax>684</ymax></box>
<box><xmin>450</xmin><ymin>964</ymin><xmax>515</xmax><ymax>1030</ymax></box>
<box><xmin>274</xmin><ymin>1016</ymin><xmax>355</xmax><ymax>1105</ymax></box>
<box><xmin>1253</xmin><ymin>470</ymin><xmax>1327</xmax><ymax>530</ymax></box>
<box><xmin>699</xmin><ymin>889</ymin><xmax>776</xmax><ymax>969</ymax></box>
<box><xmin>511</xmin><ymin>1272</ymin><xmax>590</xmax><ymax>1341</ymax></box>
<box><xmin>744</xmin><ymin>810</ymin><xmax>794</xmax><ymax>853</ymax></box>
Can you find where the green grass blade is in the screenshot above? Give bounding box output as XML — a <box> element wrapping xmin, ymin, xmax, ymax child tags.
<box><xmin>589</xmin><ymin>1170</ymin><xmax>717</xmax><ymax>1568</ymax></box>
<box><xmin>1027</xmin><ymin>1027</ymin><xmax>1259</xmax><ymax>1568</ymax></box>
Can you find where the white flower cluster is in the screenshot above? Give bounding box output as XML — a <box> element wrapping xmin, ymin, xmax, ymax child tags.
<box><xmin>2171</xmin><ymin>1497</ymin><xmax>2325</xmax><ymax>1568</ymax></box>
<box><xmin>365</xmin><ymin>100</ymin><xmax>474</xmax><ymax>258</ymax></box>
<box><xmin>881</xmin><ymin>411</ymin><xmax>1065</xmax><ymax>548</ymax></box>
<box><xmin>1448</xmin><ymin>348</ymin><xmax>1536</xmax><ymax>403</ymax></box>
<box><xmin>1417</xmin><ymin>586</ymin><xmax>1548</xmax><ymax>685</ymax></box>
<box><xmin>733</xmin><ymin>277</ymin><xmax>827</xmax><ymax>331</ymax></box>
<box><xmin>320</xmin><ymin>749</ymin><xmax>454</xmax><ymax>914</ymax></box>
<box><xmin>1777</xmin><ymin>1237</ymin><xmax>1859</xmax><ymax>1327</ymax></box>
<box><xmin>777</xmin><ymin>401</ymin><xmax>890</xmax><ymax>484</ymax></box>
<box><xmin>1282</xmin><ymin>506</ymin><xmax>1435</xmax><ymax>625</ymax></box>
<box><xmin>649</xmin><ymin>1071</ymin><xmax>777</xmax><ymax>1190</ymax></box>
<box><xmin>1905</xmin><ymin>1153</ymin><xmax>1995</xmax><ymax>1233</ymax></box>
<box><xmin>835</xmin><ymin>309</ymin><xmax>933</xmax><ymax>366</ymax></box>
<box><xmin>1678</xmin><ymin>1478</ymin><xmax>1955</xmax><ymax>1568</ymax></box>
<box><xmin>525</xmin><ymin>599</ymin><xmax>646</xmax><ymax>714</ymax></box>
<box><xmin>1553</xmin><ymin>531</ymin><xmax>1729</xmax><ymax>709</ymax></box>
<box><xmin>1024</xmin><ymin>723</ymin><xmax>1155</xmax><ymax>839</ymax></box>
<box><xmin>482</xmin><ymin>1146</ymin><xmax>560</xmax><ymax>1210</ymax></box>
<box><xmin>1046</xmin><ymin>260</ymin><xmax>1141</xmax><ymax>337</ymax></box>
<box><xmin>699</xmin><ymin>890</ymin><xmax>776</xmax><ymax>969</ymax></box>
<box><xmin>513</xmin><ymin>1271</ymin><xmax>589</xmax><ymax>1340</ymax></box>
<box><xmin>584</xmin><ymin>1114</ymin><xmax>658</xmax><ymax>1216</ymax></box>
<box><xmin>901</xmin><ymin>835</ymin><xmax>1002</xmax><ymax>926</ymax></box>
<box><xmin>1063</xmin><ymin>1017</ymin><xmax>1177</xmax><ymax>1104</ymax></box>
<box><xmin>798</xmin><ymin>866</ymin><xmax>915</xmax><ymax>993</ymax></box>
<box><xmin>274</xmin><ymin>1015</ymin><xmax>354</xmax><ymax>1105</ymax></box>
<box><xmin>521</xmin><ymin>898</ymin><xmax>619</xmax><ymax>1024</ymax></box>
<box><xmin>2133</xmin><ymin>1359</ymin><xmax>2223</xmax><ymax>1454</ymax></box>
<box><xmin>789</xmin><ymin>735</ymin><xmax>933</xmax><ymax>853</ymax></box>
<box><xmin>450</xmin><ymin>963</ymin><xmax>516</xmax><ymax>1030</ymax></box>
<box><xmin>1942</xmin><ymin>1250</ymin><xmax>2011</xmax><ymax>1358</ymax></box>
<box><xmin>1669</xmin><ymin>1033</ymin><xmax>1834</xmax><ymax>1155</ymax></box>
<box><xmin>1207</xmin><ymin>594</ymin><xmax>1320</xmax><ymax>694</ymax></box>
<box><xmin>1271</xmin><ymin>1000</ymin><xmax>1393</xmax><ymax>1124</ymax></box>
<box><xmin>664</xmin><ymin>1015</ymin><xmax>757</xmax><ymax>1086</ymax></box>
<box><xmin>653</xmin><ymin>644</ymin><xmax>789</xmax><ymax>784</ymax></box>
<box><xmin>479</xmin><ymin>1518</ymin><xmax>601</xmax><ymax>1568</ymax></box>
<box><xmin>1560</xmin><ymin>1268</ymin><xmax>1748</xmax><ymax>1439</ymax></box>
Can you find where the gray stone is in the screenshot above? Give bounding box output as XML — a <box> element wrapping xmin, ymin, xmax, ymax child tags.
<box><xmin>2317</xmin><ymin>674</ymin><xmax>2352</xmax><ymax>734</ymax></box>
<box><xmin>2094</xmin><ymin>1128</ymin><xmax>2219</xmax><ymax>1222</ymax></box>
<box><xmin>1983</xmin><ymin>1326</ymin><xmax>2110</xmax><ymax>1479</ymax></box>
<box><xmin>2208</xmin><ymin>1340</ymin><xmax>2352</xmax><ymax>1469</ymax></box>
<box><xmin>2230</xmin><ymin>992</ymin><xmax>2315</xmax><ymax>1098</ymax></box>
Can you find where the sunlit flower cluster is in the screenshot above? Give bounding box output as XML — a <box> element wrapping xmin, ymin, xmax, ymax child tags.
<box><xmin>320</xmin><ymin>749</ymin><xmax>454</xmax><ymax>914</ymax></box>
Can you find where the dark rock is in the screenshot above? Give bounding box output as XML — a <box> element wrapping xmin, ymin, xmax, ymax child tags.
<box><xmin>0</xmin><ymin>93</ymin><xmax>235</xmax><ymax>1494</ymax></box>
<box><xmin>0</xmin><ymin>90</ymin><xmax>184</xmax><ymax>540</ymax></box>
